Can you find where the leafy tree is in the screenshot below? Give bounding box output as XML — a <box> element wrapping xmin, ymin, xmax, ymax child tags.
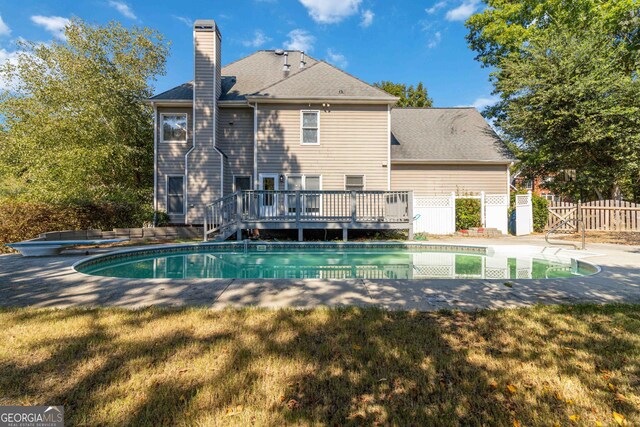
<box><xmin>490</xmin><ymin>26</ymin><xmax>640</xmax><ymax>199</ymax></box>
<box><xmin>466</xmin><ymin>0</ymin><xmax>640</xmax><ymax>69</ymax></box>
<box><xmin>466</xmin><ymin>1</ymin><xmax>640</xmax><ymax>200</ymax></box>
<box><xmin>0</xmin><ymin>19</ymin><xmax>168</xmax><ymax>205</ymax></box>
<box><xmin>374</xmin><ymin>81</ymin><xmax>433</xmax><ymax>107</ymax></box>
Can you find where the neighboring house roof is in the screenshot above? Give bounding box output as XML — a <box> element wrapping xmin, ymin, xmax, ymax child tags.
<box><xmin>150</xmin><ymin>50</ymin><xmax>396</xmax><ymax>103</ymax></box>
<box><xmin>390</xmin><ymin>108</ymin><xmax>513</xmax><ymax>163</ymax></box>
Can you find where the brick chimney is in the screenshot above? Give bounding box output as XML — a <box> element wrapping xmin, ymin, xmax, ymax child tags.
<box><xmin>186</xmin><ymin>19</ymin><xmax>223</xmax><ymax>224</ymax></box>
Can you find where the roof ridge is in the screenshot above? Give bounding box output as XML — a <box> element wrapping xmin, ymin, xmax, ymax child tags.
<box><xmin>251</xmin><ymin>61</ymin><xmax>322</xmax><ymax>94</ymax></box>
<box><xmin>392</xmin><ymin>107</ymin><xmax>476</xmax><ymax>110</ymax></box>
<box><xmin>314</xmin><ymin>60</ymin><xmax>397</xmax><ymax>99</ymax></box>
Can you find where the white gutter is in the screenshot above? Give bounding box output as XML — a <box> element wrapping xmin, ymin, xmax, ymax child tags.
<box><xmin>152</xmin><ymin>101</ymin><xmax>158</xmax><ymax>226</ymax></box>
<box><xmin>391</xmin><ymin>159</ymin><xmax>513</xmax><ymax>165</ymax></box>
<box><xmin>247</xmin><ymin>101</ymin><xmax>258</xmax><ymax>189</ymax></box>
<box><xmin>387</xmin><ymin>104</ymin><xmax>391</xmax><ymax>191</ymax></box>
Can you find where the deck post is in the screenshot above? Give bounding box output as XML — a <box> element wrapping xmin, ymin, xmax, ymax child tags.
<box><xmin>298</xmin><ymin>228</ymin><xmax>303</xmax><ymax>242</ymax></box>
<box><xmin>295</xmin><ymin>190</ymin><xmax>302</xmax><ymax>241</ymax></box>
<box><xmin>203</xmin><ymin>210</ymin><xmax>208</xmax><ymax>242</ymax></box>
<box><xmin>342</xmin><ymin>228</ymin><xmax>348</xmax><ymax>242</ymax></box>
<box><xmin>236</xmin><ymin>192</ymin><xmax>243</xmax><ymax>241</ymax></box>
<box><xmin>350</xmin><ymin>191</ymin><xmax>357</xmax><ymax>225</ymax></box>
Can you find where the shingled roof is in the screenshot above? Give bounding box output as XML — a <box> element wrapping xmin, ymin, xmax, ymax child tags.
<box><xmin>150</xmin><ymin>50</ymin><xmax>395</xmax><ymax>102</ymax></box>
<box><xmin>390</xmin><ymin>108</ymin><xmax>513</xmax><ymax>163</ymax></box>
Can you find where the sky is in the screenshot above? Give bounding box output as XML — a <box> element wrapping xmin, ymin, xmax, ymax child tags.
<box><xmin>0</xmin><ymin>0</ymin><xmax>498</xmax><ymax>108</ymax></box>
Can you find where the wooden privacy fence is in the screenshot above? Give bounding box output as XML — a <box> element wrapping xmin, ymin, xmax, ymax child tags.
<box><xmin>547</xmin><ymin>200</ymin><xmax>640</xmax><ymax>231</ymax></box>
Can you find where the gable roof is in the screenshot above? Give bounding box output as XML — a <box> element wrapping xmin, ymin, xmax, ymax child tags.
<box><xmin>150</xmin><ymin>50</ymin><xmax>396</xmax><ymax>103</ymax></box>
<box><xmin>248</xmin><ymin>61</ymin><xmax>396</xmax><ymax>101</ymax></box>
<box><xmin>390</xmin><ymin>108</ymin><xmax>513</xmax><ymax>163</ymax></box>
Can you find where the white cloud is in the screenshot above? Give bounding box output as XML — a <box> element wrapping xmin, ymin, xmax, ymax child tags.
<box><xmin>284</xmin><ymin>29</ymin><xmax>315</xmax><ymax>52</ymax></box>
<box><xmin>445</xmin><ymin>0</ymin><xmax>481</xmax><ymax>21</ymax></box>
<box><xmin>299</xmin><ymin>0</ymin><xmax>361</xmax><ymax>24</ymax></box>
<box><xmin>0</xmin><ymin>48</ymin><xmax>21</xmax><ymax>90</ymax></box>
<box><xmin>30</xmin><ymin>16</ymin><xmax>70</xmax><ymax>40</ymax></box>
<box><xmin>173</xmin><ymin>16</ymin><xmax>193</xmax><ymax>27</ymax></box>
<box><xmin>326</xmin><ymin>48</ymin><xmax>348</xmax><ymax>68</ymax></box>
<box><xmin>243</xmin><ymin>30</ymin><xmax>271</xmax><ymax>48</ymax></box>
<box><xmin>107</xmin><ymin>1</ymin><xmax>137</xmax><ymax>20</ymax></box>
<box><xmin>461</xmin><ymin>95</ymin><xmax>499</xmax><ymax>110</ymax></box>
<box><xmin>0</xmin><ymin>15</ymin><xmax>11</xmax><ymax>36</ymax></box>
<box><xmin>427</xmin><ymin>31</ymin><xmax>442</xmax><ymax>49</ymax></box>
<box><xmin>426</xmin><ymin>1</ymin><xmax>447</xmax><ymax>14</ymax></box>
<box><xmin>360</xmin><ymin>9</ymin><xmax>374</xmax><ymax>27</ymax></box>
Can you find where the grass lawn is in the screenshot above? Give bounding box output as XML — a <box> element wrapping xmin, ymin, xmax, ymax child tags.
<box><xmin>0</xmin><ymin>305</ymin><xmax>638</xmax><ymax>426</ymax></box>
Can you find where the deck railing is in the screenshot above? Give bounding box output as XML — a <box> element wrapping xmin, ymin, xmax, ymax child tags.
<box><xmin>204</xmin><ymin>190</ymin><xmax>412</xmax><ymax>240</ymax></box>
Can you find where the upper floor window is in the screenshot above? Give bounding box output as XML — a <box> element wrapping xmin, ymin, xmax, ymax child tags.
<box><xmin>301</xmin><ymin>111</ymin><xmax>319</xmax><ymax>145</ymax></box>
<box><xmin>161</xmin><ymin>113</ymin><xmax>188</xmax><ymax>143</ymax></box>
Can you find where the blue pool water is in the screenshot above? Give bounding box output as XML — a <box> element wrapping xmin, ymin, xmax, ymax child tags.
<box><xmin>76</xmin><ymin>248</ymin><xmax>595</xmax><ymax>280</ymax></box>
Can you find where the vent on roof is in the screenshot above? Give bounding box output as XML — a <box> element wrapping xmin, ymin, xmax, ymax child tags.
<box><xmin>274</xmin><ymin>49</ymin><xmax>285</xmax><ymax>55</ymax></box>
<box><xmin>300</xmin><ymin>51</ymin><xmax>306</xmax><ymax>69</ymax></box>
<box><xmin>282</xmin><ymin>51</ymin><xmax>290</xmax><ymax>72</ymax></box>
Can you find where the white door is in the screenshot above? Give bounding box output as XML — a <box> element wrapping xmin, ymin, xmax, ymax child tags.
<box><xmin>259</xmin><ymin>174</ymin><xmax>279</xmax><ymax>217</ymax></box>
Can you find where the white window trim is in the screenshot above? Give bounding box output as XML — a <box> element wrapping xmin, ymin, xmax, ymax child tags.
<box><xmin>166</xmin><ymin>175</ymin><xmax>186</xmax><ymax>215</ymax></box>
<box><xmin>344</xmin><ymin>174</ymin><xmax>366</xmax><ymax>191</ymax></box>
<box><xmin>284</xmin><ymin>174</ymin><xmax>323</xmax><ymax>215</ymax></box>
<box><xmin>160</xmin><ymin>113</ymin><xmax>188</xmax><ymax>144</ymax></box>
<box><xmin>233</xmin><ymin>175</ymin><xmax>252</xmax><ymax>193</ymax></box>
<box><xmin>300</xmin><ymin>110</ymin><xmax>320</xmax><ymax>145</ymax></box>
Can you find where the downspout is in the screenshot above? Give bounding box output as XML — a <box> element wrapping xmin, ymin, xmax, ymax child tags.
<box><xmin>387</xmin><ymin>104</ymin><xmax>391</xmax><ymax>191</ymax></box>
<box><xmin>152</xmin><ymin>101</ymin><xmax>158</xmax><ymax>226</ymax></box>
<box><xmin>247</xmin><ymin>100</ymin><xmax>258</xmax><ymax>189</ymax></box>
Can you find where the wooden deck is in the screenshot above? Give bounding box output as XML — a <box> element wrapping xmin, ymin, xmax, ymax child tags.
<box><xmin>204</xmin><ymin>190</ymin><xmax>413</xmax><ymax>241</ymax></box>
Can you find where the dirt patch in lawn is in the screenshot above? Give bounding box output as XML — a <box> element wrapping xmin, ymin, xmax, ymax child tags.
<box><xmin>0</xmin><ymin>305</ymin><xmax>638</xmax><ymax>426</ymax></box>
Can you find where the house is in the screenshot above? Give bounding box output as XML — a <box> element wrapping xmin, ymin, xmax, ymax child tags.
<box><xmin>148</xmin><ymin>19</ymin><xmax>512</xmax><ymax>240</ymax></box>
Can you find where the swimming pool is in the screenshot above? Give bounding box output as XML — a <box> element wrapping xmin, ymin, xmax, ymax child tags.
<box><xmin>74</xmin><ymin>243</ymin><xmax>599</xmax><ymax>280</ymax></box>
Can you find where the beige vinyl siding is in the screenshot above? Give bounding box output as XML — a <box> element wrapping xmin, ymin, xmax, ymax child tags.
<box><xmin>218</xmin><ymin>107</ymin><xmax>254</xmax><ymax>194</ymax></box>
<box><xmin>257</xmin><ymin>104</ymin><xmax>388</xmax><ymax>190</ymax></box>
<box><xmin>156</xmin><ymin>107</ymin><xmax>192</xmax><ymax>224</ymax></box>
<box><xmin>187</xmin><ymin>28</ymin><xmax>223</xmax><ymax>224</ymax></box>
<box><xmin>391</xmin><ymin>164</ymin><xmax>509</xmax><ymax>196</ymax></box>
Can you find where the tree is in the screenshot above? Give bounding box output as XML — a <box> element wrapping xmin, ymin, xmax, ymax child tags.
<box><xmin>466</xmin><ymin>0</ymin><xmax>640</xmax><ymax>68</ymax></box>
<box><xmin>466</xmin><ymin>0</ymin><xmax>640</xmax><ymax>200</ymax></box>
<box><xmin>374</xmin><ymin>81</ymin><xmax>433</xmax><ymax>107</ymax></box>
<box><xmin>0</xmin><ymin>19</ymin><xmax>168</xmax><ymax>205</ymax></box>
<box><xmin>490</xmin><ymin>26</ymin><xmax>640</xmax><ymax>200</ymax></box>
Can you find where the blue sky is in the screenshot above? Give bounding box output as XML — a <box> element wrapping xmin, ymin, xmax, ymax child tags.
<box><xmin>0</xmin><ymin>0</ymin><xmax>497</xmax><ymax>108</ymax></box>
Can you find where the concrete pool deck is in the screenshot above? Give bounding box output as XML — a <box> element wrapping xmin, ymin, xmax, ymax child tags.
<box><xmin>1</xmin><ymin>236</ymin><xmax>639</xmax><ymax>310</ymax></box>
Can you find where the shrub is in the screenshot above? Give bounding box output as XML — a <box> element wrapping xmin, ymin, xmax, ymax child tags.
<box><xmin>456</xmin><ymin>198</ymin><xmax>481</xmax><ymax>230</ymax></box>
<box><xmin>0</xmin><ymin>200</ymin><xmax>154</xmax><ymax>253</ymax></box>
<box><xmin>532</xmin><ymin>194</ymin><xmax>549</xmax><ymax>232</ymax></box>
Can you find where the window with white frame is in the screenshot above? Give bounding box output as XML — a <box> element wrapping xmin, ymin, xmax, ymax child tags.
<box><xmin>161</xmin><ymin>113</ymin><xmax>188</xmax><ymax>143</ymax></box>
<box><xmin>286</xmin><ymin>175</ymin><xmax>321</xmax><ymax>213</ymax></box>
<box><xmin>345</xmin><ymin>175</ymin><xmax>365</xmax><ymax>191</ymax></box>
<box><xmin>301</xmin><ymin>111</ymin><xmax>319</xmax><ymax>144</ymax></box>
<box><xmin>167</xmin><ymin>176</ymin><xmax>185</xmax><ymax>215</ymax></box>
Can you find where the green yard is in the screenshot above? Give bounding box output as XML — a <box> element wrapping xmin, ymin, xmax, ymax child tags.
<box><xmin>0</xmin><ymin>305</ymin><xmax>637</xmax><ymax>426</ymax></box>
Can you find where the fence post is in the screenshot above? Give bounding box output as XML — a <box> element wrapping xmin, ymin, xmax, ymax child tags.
<box><xmin>451</xmin><ymin>192</ymin><xmax>456</xmax><ymax>233</ymax></box>
<box><xmin>480</xmin><ymin>191</ymin><xmax>485</xmax><ymax>227</ymax></box>
<box><xmin>528</xmin><ymin>190</ymin><xmax>533</xmax><ymax>232</ymax></box>
<box><xmin>407</xmin><ymin>191</ymin><xmax>414</xmax><ymax>240</ymax></box>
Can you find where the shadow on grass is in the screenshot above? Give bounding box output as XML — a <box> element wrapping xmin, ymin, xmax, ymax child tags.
<box><xmin>0</xmin><ymin>305</ymin><xmax>638</xmax><ymax>425</ymax></box>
